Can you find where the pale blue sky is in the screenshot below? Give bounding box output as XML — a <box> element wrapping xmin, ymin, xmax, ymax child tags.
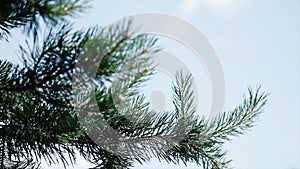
<box><xmin>0</xmin><ymin>0</ymin><xmax>299</xmax><ymax>169</ymax></box>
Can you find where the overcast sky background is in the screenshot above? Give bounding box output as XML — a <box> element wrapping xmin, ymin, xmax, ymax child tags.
<box><xmin>0</xmin><ymin>0</ymin><xmax>299</xmax><ymax>169</ymax></box>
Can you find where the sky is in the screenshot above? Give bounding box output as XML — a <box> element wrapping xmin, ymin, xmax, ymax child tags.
<box><xmin>0</xmin><ymin>0</ymin><xmax>300</xmax><ymax>169</ymax></box>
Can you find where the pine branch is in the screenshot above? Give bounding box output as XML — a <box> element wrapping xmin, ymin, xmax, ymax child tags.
<box><xmin>0</xmin><ymin>7</ymin><xmax>269</xmax><ymax>167</ymax></box>
<box><xmin>173</xmin><ymin>71</ymin><xmax>197</xmax><ymax>117</ymax></box>
<box><xmin>206</xmin><ymin>87</ymin><xmax>269</xmax><ymax>142</ymax></box>
<box><xmin>0</xmin><ymin>0</ymin><xmax>90</xmax><ymax>40</ymax></box>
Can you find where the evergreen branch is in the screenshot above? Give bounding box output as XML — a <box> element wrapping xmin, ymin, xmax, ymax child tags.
<box><xmin>0</xmin><ymin>3</ymin><xmax>269</xmax><ymax>167</ymax></box>
<box><xmin>172</xmin><ymin>71</ymin><xmax>197</xmax><ymax>133</ymax></box>
<box><xmin>0</xmin><ymin>60</ymin><xmax>14</xmax><ymax>86</ymax></box>
<box><xmin>206</xmin><ymin>87</ymin><xmax>269</xmax><ymax>141</ymax></box>
<box><xmin>0</xmin><ymin>0</ymin><xmax>90</xmax><ymax>40</ymax></box>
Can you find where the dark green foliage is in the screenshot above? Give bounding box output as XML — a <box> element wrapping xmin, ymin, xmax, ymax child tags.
<box><xmin>0</xmin><ymin>0</ymin><xmax>88</xmax><ymax>40</ymax></box>
<box><xmin>0</xmin><ymin>1</ymin><xmax>268</xmax><ymax>169</ymax></box>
